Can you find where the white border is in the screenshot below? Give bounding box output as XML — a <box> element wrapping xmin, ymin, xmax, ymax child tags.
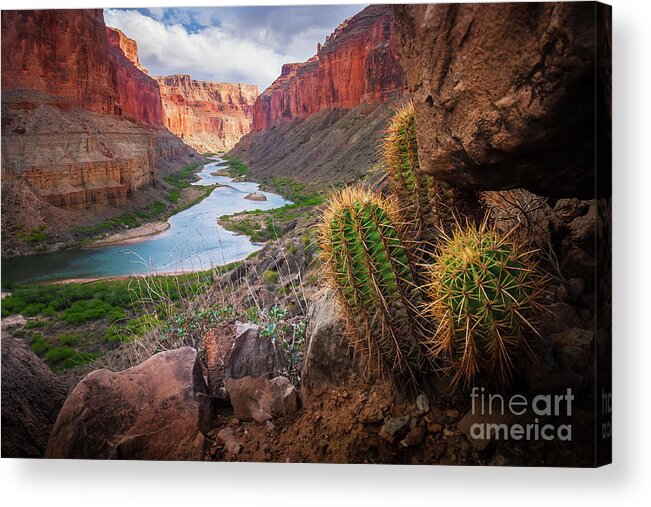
<box><xmin>1</xmin><ymin>0</ymin><xmax>650</xmax><ymax>505</ymax></box>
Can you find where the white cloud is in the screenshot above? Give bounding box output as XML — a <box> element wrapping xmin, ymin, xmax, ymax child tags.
<box><xmin>104</xmin><ymin>9</ymin><xmax>295</xmax><ymax>91</ymax></box>
<box><xmin>104</xmin><ymin>6</ymin><xmax>366</xmax><ymax>91</ymax></box>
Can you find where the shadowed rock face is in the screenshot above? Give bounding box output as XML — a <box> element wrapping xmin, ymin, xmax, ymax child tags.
<box><xmin>251</xmin><ymin>4</ymin><xmax>405</xmax><ymax>131</ymax></box>
<box><xmin>157</xmin><ymin>74</ymin><xmax>258</xmax><ymax>152</ymax></box>
<box><xmin>46</xmin><ymin>348</ymin><xmax>210</xmax><ymax>460</ymax></box>
<box><xmin>1</xmin><ymin>335</ymin><xmax>67</xmax><ymax>458</ymax></box>
<box><xmin>392</xmin><ymin>2</ymin><xmax>605</xmax><ymax>198</ymax></box>
<box><xmin>1</xmin><ymin>9</ymin><xmax>116</xmax><ymax>114</ymax></box>
<box><xmin>107</xmin><ymin>27</ymin><xmax>164</xmax><ymax>126</ymax></box>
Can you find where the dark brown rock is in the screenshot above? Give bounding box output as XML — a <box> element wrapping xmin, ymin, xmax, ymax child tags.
<box><xmin>46</xmin><ymin>347</ymin><xmax>209</xmax><ymax>460</ymax></box>
<box><xmin>1</xmin><ymin>335</ymin><xmax>67</xmax><ymax>457</ymax></box>
<box><xmin>203</xmin><ymin>321</ymin><xmax>237</xmax><ymax>399</ymax></box>
<box><xmin>458</xmin><ymin>411</ymin><xmax>514</xmax><ymax>452</ymax></box>
<box><xmin>401</xmin><ymin>426</ymin><xmax>426</xmax><ymax>447</ymax></box>
<box><xmin>224</xmin><ymin>376</ymin><xmax>299</xmax><ymax>423</ymax></box>
<box><xmin>392</xmin><ymin>3</ymin><xmax>601</xmax><ymax>198</ymax></box>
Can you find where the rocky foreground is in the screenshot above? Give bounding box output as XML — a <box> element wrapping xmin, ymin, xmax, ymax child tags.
<box><xmin>2</xmin><ymin>186</ymin><xmax>602</xmax><ymax>465</ymax></box>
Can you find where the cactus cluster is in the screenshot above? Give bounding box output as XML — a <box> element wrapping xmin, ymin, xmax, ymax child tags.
<box><xmin>423</xmin><ymin>222</ymin><xmax>546</xmax><ymax>389</ymax></box>
<box><xmin>318</xmin><ymin>187</ymin><xmax>430</xmax><ymax>382</ymax></box>
<box><xmin>318</xmin><ymin>102</ymin><xmax>546</xmax><ymax>390</ymax></box>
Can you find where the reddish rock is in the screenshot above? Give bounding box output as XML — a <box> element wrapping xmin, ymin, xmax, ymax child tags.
<box><xmin>203</xmin><ymin>321</ymin><xmax>238</xmax><ymax>398</ymax></box>
<box><xmin>224</xmin><ymin>376</ymin><xmax>299</xmax><ymax>423</ymax></box>
<box><xmin>107</xmin><ymin>27</ymin><xmax>164</xmax><ymax>126</ymax></box>
<box><xmin>1</xmin><ymin>10</ymin><xmax>116</xmax><ymax>114</ymax></box>
<box><xmin>106</xmin><ymin>27</ymin><xmax>147</xmax><ymax>73</ymax></box>
<box><xmin>1</xmin><ymin>9</ymin><xmax>195</xmax><ymax>224</ymax></box>
<box><xmin>251</xmin><ymin>5</ymin><xmax>405</xmax><ymax>131</ymax></box>
<box><xmin>1</xmin><ymin>335</ymin><xmax>67</xmax><ymax>457</ymax></box>
<box><xmin>157</xmin><ymin>74</ymin><xmax>258</xmax><ymax>152</ymax></box>
<box><xmin>392</xmin><ymin>3</ymin><xmax>608</xmax><ymax>198</ymax></box>
<box><xmin>46</xmin><ymin>347</ymin><xmax>210</xmax><ymax>460</ymax></box>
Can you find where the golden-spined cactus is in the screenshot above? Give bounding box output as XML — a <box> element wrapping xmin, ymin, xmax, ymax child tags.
<box><xmin>423</xmin><ymin>221</ymin><xmax>547</xmax><ymax>389</ymax></box>
<box><xmin>318</xmin><ymin>186</ymin><xmax>430</xmax><ymax>382</ymax></box>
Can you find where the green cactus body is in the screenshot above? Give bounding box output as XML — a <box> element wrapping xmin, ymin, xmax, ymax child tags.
<box><xmin>424</xmin><ymin>222</ymin><xmax>545</xmax><ymax>389</ymax></box>
<box><xmin>384</xmin><ymin>101</ymin><xmax>469</xmax><ymax>248</ymax></box>
<box><xmin>320</xmin><ymin>187</ymin><xmax>429</xmax><ymax>381</ymax></box>
<box><xmin>384</xmin><ymin>101</ymin><xmax>438</xmax><ymax>240</ymax></box>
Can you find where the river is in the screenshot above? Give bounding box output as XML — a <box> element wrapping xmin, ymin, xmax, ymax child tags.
<box><xmin>1</xmin><ymin>158</ymin><xmax>291</xmax><ymax>284</ymax></box>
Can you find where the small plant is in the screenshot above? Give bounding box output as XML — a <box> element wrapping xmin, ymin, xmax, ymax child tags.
<box><xmin>319</xmin><ymin>186</ymin><xmax>430</xmax><ymax>383</ymax></box>
<box><xmin>30</xmin><ymin>333</ymin><xmax>50</xmax><ymax>355</ymax></box>
<box><xmin>58</xmin><ymin>334</ymin><xmax>78</xmax><ymax>346</ymax></box>
<box><xmin>17</xmin><ymin>225</ymin><xmax>46</xmax><ymax>243</ymax></box>
<box><xmin>423</xmin><ymin>221</ymin><xmax>547</xmax><ymax>389</ymax></box>
<box><xmin>263</xmin><ymin>270</ymin><xmax>279</xmax><ymax>288</ymax></box>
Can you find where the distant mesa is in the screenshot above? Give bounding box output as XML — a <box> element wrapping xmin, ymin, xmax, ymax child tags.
<box><xmin>156</xmin><ymin>74</ymin><xmax>258</xmax><ymax>154</ymax></box>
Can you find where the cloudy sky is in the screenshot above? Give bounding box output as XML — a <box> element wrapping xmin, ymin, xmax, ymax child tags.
<box><xmin>104</xmin><ymin>5</ymin><xmax>366</xmax><ymax>92</ymax></box>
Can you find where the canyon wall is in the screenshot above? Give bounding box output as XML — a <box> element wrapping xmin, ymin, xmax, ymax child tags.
<box><xmin>230</xmin><ymin>5</ymin><xmax>405</xmax><ymax>184</ymax></box>
<box><xmin>106</xmin><ymin>26</ymin><xmax>148</xmax><ymax>74</ymax></box>
<box><xmin>251</xmin><ymin>4</ymin><xmax>405</xmax><ymax>132</ymax></box>
<box><xmin>106</xmin><ymin>27</ymin><xmax>164</xmax><ymax>126</ymax></box>
<box><xmin>1</xmin><ymin>9</ymin><xmax>116</xmax><ymax>114</ymax></box>
<box><xmin>156</xmin><ymin>75</ymin><xmax>258</xmax><ymax>153</ymax></box>
<box><xmin>1</xmin><ymin>9</ymin><xmax>195</xmax><ymax>255</ymax></box>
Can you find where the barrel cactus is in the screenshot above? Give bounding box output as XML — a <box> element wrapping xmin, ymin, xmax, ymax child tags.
<box><xmin>423</xmin><ymin>221</ymin><xmax>546</xmax><ymax>389</ymax></box>
<box><xmin>383</xmin><ymin>101</ymin><xmax>439</xmax><ymax>240</ymax></box>
<box><xmin>318</xmin><ymin>186</ymin><xmax>430</xmax><ymax>382</ymax></box>
<box><xmin>383</xmin><ymin>100</ymin><xmax>467</xmax><ymax>247</ymax></box>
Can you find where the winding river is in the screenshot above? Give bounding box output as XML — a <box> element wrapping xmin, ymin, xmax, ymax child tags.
<box><xmin>2</xmin><ymin>158</ymin><xmax>291</xmax><ymax>284</ymax></box>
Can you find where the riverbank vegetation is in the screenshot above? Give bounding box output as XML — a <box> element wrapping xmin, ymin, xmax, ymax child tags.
<box><xmin>218</xmin><ymin>158</ymin><xmax>326</xmax><ymax>243</ymax></box>
<box><xmin>1</xmin><ymin>266</ymin><xmax>235</xmax><ymax>372</ymax></box>
<box><xmin>72</xmin><ymin>161</ymin><xmax>212</xmax><ymax>242</ymax></box>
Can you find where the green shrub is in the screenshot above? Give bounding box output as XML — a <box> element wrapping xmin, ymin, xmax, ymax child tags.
<box><xmin>25</xmin><ymin>319</ymin><xmax>46</xmax><ymax>329</ymax></box>
<box><xmin>58</xmin><ymin>334</ymin><xmax>78</xmax><ymax>346</ymax></box>
<box><xmin>17</xmin><ymin>225</ymin><xmax>46</xmax><ymax>243</ymax></box>
<box><xmin>30</xmin><ymin>333</ymin><xmax>50</xmax><ymax>355</ymax></box>
<box><xmin>44</xmin><ymin>347</ymin><xmax>77</xmax><ymax>363</ymax></box>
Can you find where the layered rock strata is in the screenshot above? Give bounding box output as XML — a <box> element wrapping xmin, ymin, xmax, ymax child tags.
<box><xmin>1</xmin><ymin>9</ymin><xmax>194</xmax><ymax>230</ymax></box>
<box><xmin>156</xmin><ymin>74</ymin><xmax>258</xmax><ymax>153</ymax></box>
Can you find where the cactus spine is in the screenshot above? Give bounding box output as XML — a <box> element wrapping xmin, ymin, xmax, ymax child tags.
<box><xmin>318</xmin><ymin>187</ymin><xmax>430</xmax><ymax>382</ymax></box>
<box><xmin>383</xmin><ymin>101</ymin><xmax>440</xmax><ymax>242</ymax></box>
<box><xmin>423</xmin><ymin>221</ymin><xmax>546</xmax><ymax>389</ymax></box>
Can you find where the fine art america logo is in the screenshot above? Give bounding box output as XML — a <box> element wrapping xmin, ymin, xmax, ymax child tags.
<box><xmin>469</xmin><ymin>387</ymin><xmax>574</xmax><ymax>442</ymax></box>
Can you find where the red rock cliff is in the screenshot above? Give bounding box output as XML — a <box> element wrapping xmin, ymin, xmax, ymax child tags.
<box><xmin>1</xmin><ymin>9</ymin><xmax>195</xmax><ymax>249</ymax></box>
<box><xmin>252</xmin><ymin>5</ymin><xmax>405</xmax><ymax>131</ymax></box>
<box><xmin>1</xmin><ymin>9</ymin><xmax>116</xmax><ymax>114</ymax></box>
<box><xmin>106</xmin><ymin>26</ymin><xmax>147</xmax><ymax>73</ymax></box>
<box><xmin>106</xmin><ymin>27</ymin><xmax>164</xmax><ymax>126</ymax></box>
<box><xmin>157</xmin><ymin>74</ymin><xmax>258</xmax><ymax>152</ymax></box>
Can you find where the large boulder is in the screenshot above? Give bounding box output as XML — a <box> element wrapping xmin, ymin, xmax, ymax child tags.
<box><xmin>301</xmin><ymin>288</ymin><xmax>353</xmax><ymax>390</ymax></box>
<box><xmin>392</xmin><ymin>3</ymin><xmax>609</xmax><ymax>198</ymax></box>
<box><xmin>224</xmin><ymin>322</ymin><xmax>286</xmax><ymax>380</ymax></box>
<box><xmin>46</xmin><ymin>347</ymin><xmax>209</xmax><ymax>460</ymax></box>
<box><xmin>1</xmin><ymin>335</ymin><xmax>67</xmax><ymax>457</ymax></box>
<box><xmin>224</xmin><ymin>376</ymin><xmax>299</xmax><ymax>423</ymax></box>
